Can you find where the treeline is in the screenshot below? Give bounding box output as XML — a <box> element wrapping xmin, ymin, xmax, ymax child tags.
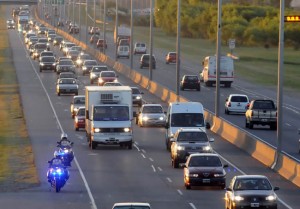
<box><xmin>154</xmin><ymin>1</ymin><xmax>300</xmax><ymax>48</ymax></box>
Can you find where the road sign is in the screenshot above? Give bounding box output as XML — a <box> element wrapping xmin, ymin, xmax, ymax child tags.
<box><xmin>284</xmin><ymin>15</ymin><xmax>300</xmax><ymax>22</ymax></box>
<box><xmin>228</xmin><ymin>39</ymin><xmax>235</xmax><ymax>50</ymax></box>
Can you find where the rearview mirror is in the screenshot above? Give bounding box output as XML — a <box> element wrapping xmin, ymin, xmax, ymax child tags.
<box><xmin>206</xmin><ymin>122</ymin><xmax>211</xmax><ymax>129</ymax></box>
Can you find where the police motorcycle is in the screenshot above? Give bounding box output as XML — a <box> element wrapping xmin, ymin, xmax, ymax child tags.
<box><xmin>47</xmin><ymin>157</ymin><xmax>70</xmax><ymax>193</ymax></box>
<box><xmin>54</xmin><ymin>134</ymin><xmax>74</xmax><ymax>167</ymax></box>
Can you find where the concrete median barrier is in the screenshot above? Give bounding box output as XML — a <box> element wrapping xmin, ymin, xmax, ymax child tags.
<box><xmin>34</xmin><ymin>10</ymin><xmax>300</xmax><ymax>187</ymax></box>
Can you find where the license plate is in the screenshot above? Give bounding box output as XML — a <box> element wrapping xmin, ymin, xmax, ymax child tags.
<box><xmin>250</xmin><ymin>203</ymin><xmax>259</xmax><ymax>207</ymax></box>
<box><xmin>202</xmin><ymin>179</ymin><xmax>210</xmax><ymax>183</ymax></box>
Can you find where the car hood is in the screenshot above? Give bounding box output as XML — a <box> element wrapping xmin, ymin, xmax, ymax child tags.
<box><xmin>188</xmin><ymin>166</ymin><xmax>224</xmax><ymax>173</ymax></box>
<box><xmin>169</xmin><ymin>127</ymin><xmax>206</xmax><ymax>136</ymax></box>
<box><xmin>141</xmin><ymin>113</ymin><xmax>165</xmax><ymax>118</ymax></box>
<box><xmin>234</xmin><ymin>190</ymin><xmax>275</xmax><ymax>196</ymax></box>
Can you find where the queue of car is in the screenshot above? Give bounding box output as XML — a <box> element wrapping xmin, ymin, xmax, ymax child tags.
<box><xmin>16</xmin><ymin>15</ymin><xmax>281</xmax><ymax>209</ymax></box>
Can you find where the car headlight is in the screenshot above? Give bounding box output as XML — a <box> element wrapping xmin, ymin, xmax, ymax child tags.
<box><xmin>52</xmin><ymin>63</ymin><xmax>56</xmax><ymax>66</ymax></box>
<box><xmin>91</xmin><ymin>73</ymin><xmax>96</xmax><ymax>78</ymax></box>
<box><xmin>83</xmin><ymin>66</ymin><xmax>87</xmax><ymax>70</ymax></box>
<box><xmin>124</xmin><ymin>127</ymin><xmax>131</xmax><ymax>132</ymax></box>
<box><xmin>177</xmin><ymin>145</ymin><xmax>185</xmax><ymax>151</ymax></box>
<box><xmin>214</xmin><ymin>172</ymin><xmax>225</xmax><ymax>177</ymax></box>
<box><xmin>189</xmin><ymin>173</ymin><xmax>198</xmax><ymax>177</ymax></box>
<box><xmin>114</xmin><ymin>78</ymin><xmax>118</xmax><ymax>82</ymax></box>
<box><xmin>203</xmin><ymin>145</ymin><xmax>212</xmax><ymax>151</ymax></box>
<box><xmin>142</xmin><ymin>116</ymin><xmax>149</xmax><ymax>121</ymax></box>
<box><xmin>136</xmin><ymin>96</ymin><xmax>141</xmax><ymax>100</ymax></box>
<box><xmin>159</xmin><ymin>116</ymin><xmax>164</xmax><ymax>121</ymax></box>
<box><xmin>98</xmin><ymin>78</ymin><xmax>104</xmax><ymax>83</ymax></box>
<box><xmin>94</xmin><ymin>128</ymin><xmax>100</xmax><ymax>133</ymax></box>
<box><xmin>234</xmin><ymin>196</ymin><xmax>244</xmax><ymax>202</ymax></box>
<box><xmin>40</xmin><ymin>63</ymin><xmax>44</xmax><ymax>66</ymax></box>
<box><xmin>266</xmin><ymin>195</ymin><xmax>276</xmax><ymax>201</ymax></box>
<box><xmin>74</xmin><ymin>107</ymin><xmax>79</xmax><ymax>112</ymax></box>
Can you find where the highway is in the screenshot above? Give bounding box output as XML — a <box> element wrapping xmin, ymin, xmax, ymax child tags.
<box><xmin>1</xmin><ymin>4</ymin><xmax>300</xmax><ymax>209</ymax></box>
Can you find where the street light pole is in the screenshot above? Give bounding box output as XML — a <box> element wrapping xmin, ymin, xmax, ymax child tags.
<box><xmin>115</xmin><ymin>0</ymin><xmax>118</xmax><ymax>61</ymax></box>
<box><xmin>130</xmin><ymin>0</ymin><xmax>133</xmax><ymax>69</ymax></box>
<box><xmin>103</xmin><ymin>0</ymin><xmax>106</xmax><ymax>54</ymax></box>
<box><xmin>149</xmin><ymin>0</ymin><xmax>153</xmax><ymax>81</ymax></box>
<box><xmin>176</xmin><ymin>0</ymin><xmax>181</xmax><ymax>101</ymax></box>
<box><xmin>215</xmin><ymin>0</ymin><xmax>222</xmax><ymax>117</ymax></box>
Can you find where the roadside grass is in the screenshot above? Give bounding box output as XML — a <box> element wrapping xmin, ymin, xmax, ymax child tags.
<box><xmin>0</xmin><ymin>6</ymin><xmax>39</xmax><ymax>191</ymax></box>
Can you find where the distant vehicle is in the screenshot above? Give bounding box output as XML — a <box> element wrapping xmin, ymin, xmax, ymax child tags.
<box><xmin>225</xmin><ymin>175</ymin><xmax>279</xmax><ymax>209</ymax></box>
<box><xmin>200</xmin><ymin>55</ymin><xmax>234</xmax><ymax>87</ymax></box>
<box><xmin>53</xmin><ymin>36</ymin><xmax>63</xmax><ymax>46</ymax></box>
<box><xmin>103</xmin><ymin>82</ymin><xmax>123</xmax><ymax>86</ymax></box>
<box><xmin>245</xmin><ymin>99</ymin><xmax>277</xmax><ymax>130</ymax></box>
<box><xmin>69</xmin><ymin>25</ymin><xmax>79</xmax><ymax>34</ymax></box>
<box><xmin>56</xmin><ymin>78</ymin><xmax>78</xmax><ymax>96</ymax></box>
<box><xmin>140</xmin><ymin>54</ymin><xmax>156</xmax><ymax>69</ymax></box>
<box><xmin>39</xmin><ymin>51</ymin><xmax>55</xmax><ymax>62</ymax></box>
<box><xmin>131</xmin><ymin>87</ymin><xmax>144</xmax><ymax>107</ymax></box>
<box><xmin>89</xmin><ymin>26</ymin><xmax>100</xmax><ymax>35</ymax></box>
<box><xmin>184</xmin><ymin>153</ymin><xmax>227</xmax><ymax>189</ymax></box>
<box><xmin>90</xmin><ymin>34</ymin><xmax>100</xmax><ymax>44</ymax></box>
<box><xmin>74</xmin><ymin>107</ymin><xmax>85</xmax><ymax>131</ymax></box>
<box><xmin>66</xmin><ymin>50</ymin><xmax>80</xmax><ymax>62</ymax></box>
<box><xmin>96</xmin><ymin>39</ymin><xmax>107</xmax><ymax>49</ymax></box>
<box><xmin>58</xmin><ymin>72</ymin><xmax>77</xmax><ymax>80</ymax></box>
<box><xmin>70</xmin><ymin>95</ymin><xmax>85</xmax><ymax>118</ymax></box>
<box><xmin>165</xmin><ymin>52</ymin><xmax>176</xmax><ymax>64</ymax></box>
<box><xmin>76</xmin><ymin>53</ymin><xmax>92</xmax><ymax>68</ymax></box>
<box><xmin>114</xmin><ymin>26</ymin><xmax>131</xmax><ymax>43</ymax></box>
<box><xmin>7</xmin><ymin>22</ymin><xmax>15</xmax><ymax>29</ymax></box>
<box><xmin>112</xmin><ymin>203</ymin><xmax>151</xmax><ymax>209</ymax></box>
<box><xmin>170</xmin><ymin>128</ymin><xmax>214</xmax><ymax>168</ymax></box>
<box><xmin>32</xmin><ymin>43</ymin><xmax>48</xmax><ymax>60</ymax></box>
<box><xmin>97</xmin><ymin>71</ymin><xmax>118</xmax><ymax>86</ymax></box>
<box><xmin>70</xmin><ymin>46</ymin><xmax>83</xmax><ymax>53</ymax></box>
<box><xmin>225</xmin><ymin>94</ymin><xmax>249</xmax><ymax>115</ymax></box>
<box><xmin>56</xmin><ymin>59</ymin><xmax>76</xmax><ymax>74</ymax></box>
<box><xmin>134</xmin><ymin>42</ymin><xmax>147</xmax><ymax>54</ymax></box>
<box><xmin>81</xmin><ymin>60</ymin><xmax>98</xmax><ymax>75</ymax></box>
<box><xmin>136</xmin><ymin>104</ymin><xmax>166</xmax><ymax>127</ymax></box>
<box><xmin>180</xmin><ymin>75</ymin><xmax>201</xmax><ymax>91</ymax></box>
<box><xmin>47</xmin><ymin>34</ymin><xmax>56</xmax><ymax>42</ymax></box>
<box><xmin>165</xmin><ymin>102</ymin><xmax>211</xmax><ymax>151</ymax></box>
<box><xmin>89</xmin><ymin>65</ymin><xmax>109</xmax><ymax>84</ymax></box>
<box><xmin>118</xmin><ymin>38</ymin><xmax>130</xmax><ymax>47</ymax></box>
<box><xmin>62</xmin><ymin>42</ymin><xmax>76</xmax><ymax>55</ymax></box>
<box><xmin>117</xmin><ymin>45</ymin><xmax>130</xmax><ymax>59</ymax></box>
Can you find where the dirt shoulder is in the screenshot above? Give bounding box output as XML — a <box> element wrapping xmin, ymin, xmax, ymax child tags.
<box><xmin>0</xmin><ymin>6</ymin><xmax>39</xmax><ymax>192</ymax></box>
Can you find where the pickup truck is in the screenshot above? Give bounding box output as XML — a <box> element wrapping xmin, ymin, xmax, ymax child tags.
<box><xmin>245</xmin><ymin>99</ymin><xmax>277</xmax><ymax>130</ymax></box>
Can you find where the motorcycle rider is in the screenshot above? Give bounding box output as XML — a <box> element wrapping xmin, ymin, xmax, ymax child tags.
<box><xmin>47</xmin><ymin>156</ymin><xmax>70</xmax><ymax>183</ymax></box>
<box><xmin>54</xmin><ymin>133</ymin><xmax>74</xmax><ymax>166</ymax></box>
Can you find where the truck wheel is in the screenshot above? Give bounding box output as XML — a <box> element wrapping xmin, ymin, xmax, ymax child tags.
<box><xmin>127</xmin><ymin>142</ymin><xmax>132</xmax><ymax>150</ymax></box>
<box><xmin>91</xmin><ymin>141</ymin><xmax>97</xmax><ymax>150</ymax></box>
<box><xmin>270</xmin><ymin>123</ymin><xmax>277</xmax><ymax>130</ymax></box>
<box><xmin>75</xmin><ymin>127</ymin><xmax>79</xmax><ymax>131</ymax></box>
<box><xmin>185</xmin><ymin>184</ymin><xmax>191</xmax><ymax>190</ymax></box>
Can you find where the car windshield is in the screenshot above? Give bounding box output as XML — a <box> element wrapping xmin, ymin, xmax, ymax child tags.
<box><xmin>85</xmin><ymin>60</ymin><xmax>97</xmax><ymax>66</ymax></box>
<box><xmin>93</xmin><ymin>106</ymin><xmax>129</xmax><ymax>121</ymax></box>
<box><xmin>231</xmin><ymin>96</ymin><xmax>248</xmax><ymax>103</ymax></box>
<box><xmin>35</xmin><ymin>44</ymin><xmax>47</xmax><ymax>49</ymax></box>
<box><xmin>74</xmin><ymin>97</ymin><xmax>85</xmax><ymax>104</ymax></box>
<box><xmin>92</xmin><ymin>66</ymin><xmax>107</xmax><ymax>72</ymax></box>
<box><xmin>38</xmin><ymin>39</ymin><xmax>47</xmax><ymax>43</ymax></box>
<box><xmin>59</xmin><ymin>60</ymin><xmax>74</xmax><ymax>65</ymax></box>
<box><xmin>252</xmin><ymin>101</ymin><xmax>275</xmax><ymax>109</ymax></box>
<box><xmin>69</xmin><ymin>51</ymin><xmax>80</xmax><ymax>56</ymax></box>
<box><xmin>80</xmin><ymin>54</ymin><xmax>91</xmax><ymax>60</ymax></box>
<box><xmin>60</xmin><ymin>73</ymin><xmax>75</xmax><ymax>78</ymax></box>
<box><xmin>177</xmin><ymin>131</ymin><xmax>208</xmax><ymax>142</ymax></box>
<box><xmin>233</xmin><ymin>178</ymin><xmax>272</xmax><ymax>191</ymax></box>
<box><xmin>131</xmin><ymin>88</ymin><xmax>141</xmax><ymax>94</ymax></box>
<box><xmin>41</xmin><ymin>57</ymin><xmax>55</xmax><ymax>62</ymax></box>
<box><xmin>171</xmin><ymin>113</ymin><xmax>204</xmax><ymax>127</ymax></box>
<box><xmin>101</xmin><ymin>72</ymin><xmax>116</xmax><ymax>77</ymax></box>
<box><xmin>185</xmin><ymin>76</ymin><xmax>198</xmax><ymax>81</ymax></box>
<box><xmin>59</xmin><ymin>79</ymin><xmax>76</xmax><ymax>84</ymax></box>
<box><xmin>55</xmin><ymin>37</ymin><xmax>63</xmax><ymax>41</ymax></box>
<box><xmin>113</xmin><ymin>207</ymin><xmax>150</xmax><ymax>209</ymax></box>
<box><xmin>41</xmin><ymin>52</ymin><xmax>53</xmax><ymax>56</ymax></box>
<box><xmin>188</xmin><ymin>156</ymin><xmax>222</xmax><ymax>167</ymax></box>
<box><xmin>143</xmin><ymin>106</ymin><xmax>163</xmax><ymax>113</ymax></box>
<box><xmin>77</xmin><ymin>108</ymin><xmax>85</xmax><ymax>116</ymax></box>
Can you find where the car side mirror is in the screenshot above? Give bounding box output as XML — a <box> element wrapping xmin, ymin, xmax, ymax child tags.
<box><xmin>223</xmin><ymin>164</ymin><xmax>228</xmax><ymax>168</ymax></box>
<box><xmin>141</xmin><ymin>92</ymin><xmax>144</xmax><ymax>94</ymax></box>
<box><xmin>274</xmin><ymin>186</ymin><xmax>279</xmax><ymax>191</ymax></box>
<box><xmin>206</xmin><ymin>122</ymin><xmax>211</xmax><ymax>129</ymax></box>
<box><xmin>209</xmin><ymin>138</ymin><xmax>214</xmax><ymax>142</ymax></box>
<box><xmin>225</xmin><ymin>98</ymin><xmax>228</xmax><ymax>102</ymax></box>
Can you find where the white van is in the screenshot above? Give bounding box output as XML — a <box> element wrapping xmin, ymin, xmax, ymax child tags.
<box><xmin>165</xmin><ymin>102</ymin><xmax>210</xmax><ymax>150</ymax></box>
<box><xmin>117</xmin><ymin>45</ymin><xmax>130</xmax><ymax>59</ymax></box>
<box><xmin>200</xmin><ymin>55</ymin><xmax>234</xmax><ymax>87</ymax></box>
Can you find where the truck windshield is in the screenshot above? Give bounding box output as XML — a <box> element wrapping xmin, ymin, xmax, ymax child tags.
<box><xmin>171</xmin><ymin>113</ymin><xmax>204</xmax><ymax>127</ymax></box>
<box><xmin>93</xmin><ymin>106</ymin><xmax>129</xmax><ymax>121</ymax></box>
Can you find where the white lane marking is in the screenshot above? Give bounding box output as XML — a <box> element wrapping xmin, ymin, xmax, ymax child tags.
<box><xmin>177</xmin><ymin>189</ymin><xmax>183</xmax><ymax>195</ymax></box>
<box><xmin>151</xmin><ymin>165</ymin><xmax>156</xmax><ymax>172</ymax></box>
<box><xmin>286</xmin><ymin>123</ymin><xmax>291</xmax><ymax>127</ymax></box>
<box><xmin>149</xmin><ymin>158</ymin><xmax>154</xmax><ymax>162</ymax></box>
<box><xmin>133</xmin><ymin>143</ymin><xmax>140</xmax><ymax>151</ymax></box>
<box><xmin>166</xmin><ymin>177</ymin><xmax>172</xmax><ymax>183</ymax></box>
<box><xmin>19</xmin><ymin>34</ymin><xmax>98</xmax><ymax>209</ymax></box>
<box><xmin>189</xmin><ymin>203</ymin><xmax>197</xmax><ymax>209</ymax></box>
<box><xmin>88</xmin><ymin>153</ymin><xmax>98</xmax><ymax>156</ymax></box>
<box><xmin>157</xmin><ymin>167</ymin><xmax>162</xmax><ymax>172</ymax></box>
<box><xmin>141</xmin><ymin>153</ymin><xmax>146</xmax><ymax>158</ymax></box>
<box><xmin>141</xmin><ymin>149</ymin><xmax>146</xmax><ymax>153</ymax></box>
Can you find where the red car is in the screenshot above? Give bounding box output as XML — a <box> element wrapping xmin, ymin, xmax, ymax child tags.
<box><xmin>97</xmin><ymin>71</ymin><xmax>118</xmax><ymax>86</ymax></box>
<box><xmin>165</xmin><ymin>52</ymin><xmax>177</xmax><ymax>64</ymax></box>
<box><xmin>74</xmin><ymin>107</ymin><xmax>85</xmax><ymax>131</ymax></box>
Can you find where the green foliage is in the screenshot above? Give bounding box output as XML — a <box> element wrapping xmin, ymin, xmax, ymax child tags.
<box><xmin>153</xmin><ymin>1</ymin><xmax>300</xmax><ymax>47</ymax></box>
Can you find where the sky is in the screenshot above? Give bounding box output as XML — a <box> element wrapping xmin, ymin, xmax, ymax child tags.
<box><xmin>290</xmin><ymin>0</ymin><xmax>300</xmax><ymax>7</ymax></box>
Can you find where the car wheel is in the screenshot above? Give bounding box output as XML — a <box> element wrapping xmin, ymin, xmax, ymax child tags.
<box><xmin>57</xmin><ymin>92</ymin><xmax>60</xmax><ymax>96</ymax></box>
<box><xmin>249</xmin><ymin>121</ymin><xmax>254</xmax><ymax>129</ymax></box>
<box><xmin>172</xmin><ymin>158</ymin><xmax>179</xmax><ymax>168</ymax></box>
<box><xmin>91</xmin><ymin>141</ymin><xmax>97</xmax><ymax>150</ymax></box>
<box><xmin>90</xmin><ymin>80</ymin><xmax>93</xmax><ymax>84</ymax></box>
<box><xmin>245</xmin><ymin>119</ymin><xmax>249</xmax><ymax>128</ymax></box>
<box><xmin>127</xmin><ymin>142</ymin><xmax>132</xmax><ymax>150</ymax></box>
<box><xmin>40</xmin><ymin>68</ymin><xmax>42</xmax><ymax>72</ymax></box>
<box><xmin>75</xmin><ymin>127</ymin><xmax>79</xmax><ymax>131</ymax></box>
<box><xmin>185</xmin><ymin>184</ymin><xmax>191</xmax><ymax>190</ymax></box>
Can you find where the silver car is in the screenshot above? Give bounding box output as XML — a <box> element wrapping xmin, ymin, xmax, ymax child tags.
<box><xmin>136</xmin><ymin>104</ymin><xmax>166</xmax><ymax>127</ymax></box>
<box><xmin>70</xmin><ymin>95</ymin><xmax>85</xmax><ymax>118</ymax></box>
<box><xmin>225</xmin><ymin>175</ymin><xmax>279</xmax><ymax>209</ymax></box>
<box><xmin>56</xmin><ymin>78</ymin><xmax>78</xmax><ymax>96</ymax></box>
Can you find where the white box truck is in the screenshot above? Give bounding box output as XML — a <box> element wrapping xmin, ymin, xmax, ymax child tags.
<box><xmin>85</xmin><ymin>86</ymin><xmax>133</xmax><ymax>149</ymax></box>
<box><xmin>200</xmin><ymin>55</ymin><xmax>234</xmax><ymax>87</ymax></box>
<box><xmin>114</xmin><ymin>26</ymin><xmax>131</xmax><ymax>43</ymax></box>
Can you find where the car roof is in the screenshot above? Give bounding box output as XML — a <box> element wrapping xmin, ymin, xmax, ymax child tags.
<box><xmin>189</xmin><ymin>153</ymin><xmax>219</xmax><ymax>158</ymax></box>
<box><xmin>176</xmin><ymin>128</ymin><xmax>206</xmax><ymax>133</ymax></box>
<box><xmin>229</xmin><ymin>94</ymin><xmax>248</xmax><ymax>97</ymax></box>
<box><xmin>142</xmin><ymin>104</ymin><xmax>162</xmax><ymax>107</ymax></box>
<box><xmin>235</xmin><ymin>175</ymin><xmax>269</xmax><ymax>179</ymax></box>
<box><xmin>73</xmin><ymin>95</ymin><xmax>85</xmax><ymax>99</ymax></box>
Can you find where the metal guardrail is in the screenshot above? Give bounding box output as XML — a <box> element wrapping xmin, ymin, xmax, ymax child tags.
<box><xmin>0</xmin><ymin>0</ymin><xmax>38</xmax><ymax>5</ymax></box>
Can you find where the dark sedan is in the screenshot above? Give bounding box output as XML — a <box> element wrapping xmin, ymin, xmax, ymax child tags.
<box><xmin>183</xmin><ymin>153</ymin><xmax>228</xmax><ymax>190</ymax></box>
<box><xmin>81</xmin><ymin>60</ymin><xmax>98</xmax><ymax>75</ymax></box>
<box><xmin>39</xmin><ymin>56</ymin><xmax>56</xmax><ymax>72</ymax></box>
<box><xmin>180</xmin><ymin>75</ymin><xmax>201</xmax><ymax>91</ymax></box>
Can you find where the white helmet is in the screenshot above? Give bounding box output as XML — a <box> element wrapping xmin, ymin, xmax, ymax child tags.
<box><xmin>60</xmin><ymin>133</ymin><xmax>68</xmax><ymax>140</ymax></box>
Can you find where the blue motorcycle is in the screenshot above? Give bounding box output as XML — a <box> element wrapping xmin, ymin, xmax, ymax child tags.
<box><xmin>47</xmin><ymin>159</ymin><xmax>69</xmax><ymax>193</ymax></box>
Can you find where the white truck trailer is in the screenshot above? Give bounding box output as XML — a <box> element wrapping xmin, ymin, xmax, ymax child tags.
<box><xmin>114</xmin><ymin>26</ymin><xmax>131</xmax><ymax>43</ymax></box>
<box><xmin>200</xmin><ymin>55</ymin><xmax>234</xmax><ymax>87</ymax></box>
<box><xmin>85</xmin><ymin>86</ymin><xmax>133</xmax><ymax>149</ymax></box>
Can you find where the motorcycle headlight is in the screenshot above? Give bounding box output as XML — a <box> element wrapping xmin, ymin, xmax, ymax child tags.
<box><xmin>234</xmin><ymin>196</ymin><xmax>244</xmax><ymax>202</ymax></box>
<box><xmin>77</xmin><ymin>60</ymin><xmax>82</xmax><ymax>64</ymax></box>
<box><xmin>177</xmin><ymin>145</ymin><xmax>185</xmax><ymax>151</ymax></box>
<box><xmin>98</xmin><ymin>78</ymin><xmax>104</xmax><ymax>83</ymax></box>
<box><xmin>124</xmin><ymin>127</ymin><xmax>131</xmax><ymax>132</ymax></box>
<box><xmin>63</xmin><ymin>149</ymin><xmax>69</xmax><ymax>153</ymax></box>
<box><xmin>266</xmin><ymin>195</ymin><xmax>276</xmax><ymax>201</ymax></box>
